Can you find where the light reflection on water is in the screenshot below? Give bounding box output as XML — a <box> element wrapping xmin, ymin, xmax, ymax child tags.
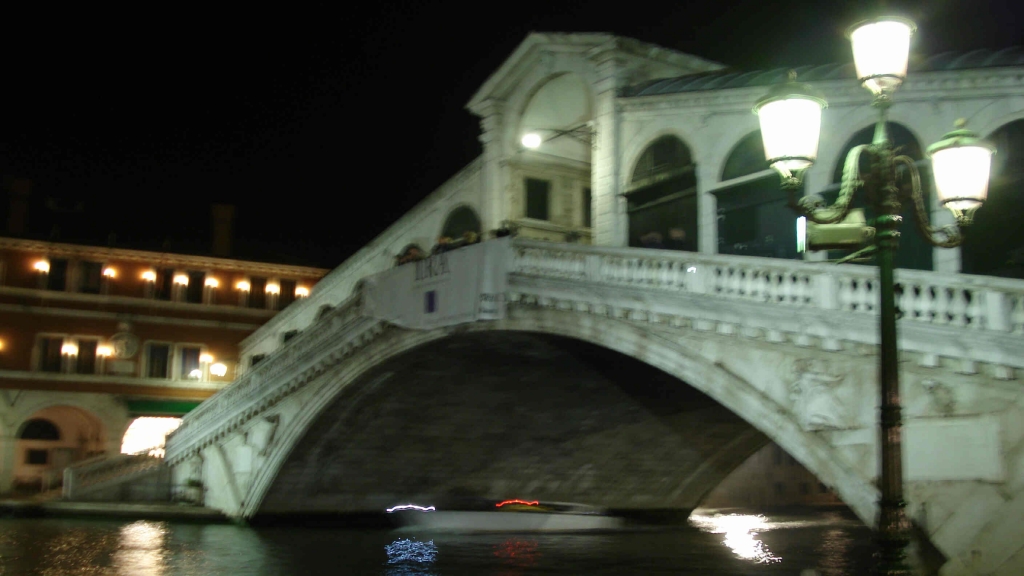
<box><xmin>689</xmin><ymin>513</ymin><xmax>783</xmax><ymax>564</ymax></box>
<box><xmin>0</xmin><ymin>509</ymin><xmax>873</xmax><ymax>575</ymax></box>
<box><xmin>113</xmin><ymin>520</ymin><xmax>167</xmax><ymax>575</ymax></box>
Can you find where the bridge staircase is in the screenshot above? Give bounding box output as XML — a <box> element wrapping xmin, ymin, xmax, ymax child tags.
<box><xmin>58</xmin><ymin>453</ymin><xmax>170</xmax><ymax>503</ymax></box>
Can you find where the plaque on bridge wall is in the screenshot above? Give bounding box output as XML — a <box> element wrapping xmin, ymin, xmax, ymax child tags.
<box><xmin>361</xmin><ymin>237</ymin><xmax>511</xmax><ymax>330</ymax></box>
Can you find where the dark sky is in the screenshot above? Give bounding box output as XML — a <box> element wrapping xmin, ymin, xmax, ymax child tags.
<box><xmin>1</xmin><ymin>1</ymin><xmax>1020</xmax><ymax>268</ymax></box>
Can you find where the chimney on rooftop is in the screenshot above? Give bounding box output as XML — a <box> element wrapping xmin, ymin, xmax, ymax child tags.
<box><xmin>6</xmin><ymin>178</ymin><xmax>31</xmax><ymax>236</ymax></box>
<box><xmin>211</xmin><ymin>203</ymin><xmax>235</xmax><ymax>257</ymax></box>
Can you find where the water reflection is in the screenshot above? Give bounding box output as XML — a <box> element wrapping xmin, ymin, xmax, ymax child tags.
<box><xmin>113</xmin><ymin>520</ymin><xmax>167</xmax><ymax>575</ymax></box>
<box><xmin>493</xmin><ymin>538</ymin><xmax>540</xmax><ymax>571</ymax></box>
<box><xmin>689</xmin><ymin>513</ymin><xmax>782</xmax><ymax>564</ymax></box>
<box><xmin>385</xmin><ymin>538</ymin><xmax>438</xmax><ymax>576</ymax></box>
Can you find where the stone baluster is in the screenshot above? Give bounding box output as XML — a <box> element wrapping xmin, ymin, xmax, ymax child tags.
<box><xmin>981</xmin><ymin>289</ymin><xmax>1010</xmax><ymax>332</ymax></box>
<box><xmin>933</xmin><ymin>285</ymin><xmax>950</xmax><ymax>325</ymax></box>
<box><xmin>950</xmin><ymin>288</ymin><xmax>969</xmax><ymax>327</ymax></box>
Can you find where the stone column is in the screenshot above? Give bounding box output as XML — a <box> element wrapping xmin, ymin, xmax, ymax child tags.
<box><xmin>800</xmin><ymin>165</ymin><xmax>829</xmax><ymax>262</ymax></box>
<box><xmin>476</xmin><ymin>99</ymin><xmax>507</xmax><ymax>237</ymax></box>
<box><xmin>588</xmin><ymin>46</ymin><xmax>626</xmax><ymax>247</ymax></box>
<box><xmin>695</xmin><ymin>163</ymin><xmax>719</xmax><ymax>254</ymax></box>
<box><xmin>0</xmin><ymin>433</ymin><xmax>17</xmax><ymax>493</ymax></box>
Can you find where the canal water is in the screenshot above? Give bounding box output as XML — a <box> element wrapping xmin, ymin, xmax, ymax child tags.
<box><xmin>0</xmin><ymin>508</ymin><xmax>875</xmax><ymax>575</ymax></box>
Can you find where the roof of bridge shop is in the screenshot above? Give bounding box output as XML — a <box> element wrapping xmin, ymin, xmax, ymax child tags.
<box><xmin>621</xmin><ymin>47</ymin><xmax>1024</xmax><ymax>97</ymax></box>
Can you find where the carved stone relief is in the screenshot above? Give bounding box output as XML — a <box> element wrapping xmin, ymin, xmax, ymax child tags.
<box><xmin>921</xmin><ymin>379</ymin><xmax>956</xmax><ymax>415</ymax></box>
<box><xmin>788</xmin><ymin>358</ymin><xmax>853</xmax><ymax>431</ymax></box>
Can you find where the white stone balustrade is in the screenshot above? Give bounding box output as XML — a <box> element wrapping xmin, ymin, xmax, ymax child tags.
<box><xmin>167</xmin><ymin>239</ymin><xmax>1024</xmax><ymax>464</ymax></box>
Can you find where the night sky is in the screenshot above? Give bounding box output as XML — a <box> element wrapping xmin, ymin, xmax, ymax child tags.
<box><xmin>1</xmin><ymin>1</ymin><xmax>1020</xmax><ymax>268</ymax></box>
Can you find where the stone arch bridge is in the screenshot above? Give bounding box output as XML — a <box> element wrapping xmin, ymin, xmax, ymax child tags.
<box><xmin>165</xmin><ymin>239</ymin><xmax>1024</xmax><ymax>576</ymax></box>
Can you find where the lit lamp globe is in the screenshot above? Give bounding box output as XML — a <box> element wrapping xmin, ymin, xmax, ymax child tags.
<box><xmin>848</xmin><ymin>16</ymin><xmax>915</xmax><ymax>96</ymax></box>
<box><xmin>753</xmin><ymin>72</ymin><xmax>828</xmax><ymax>177</ymax></box>
<box><xmin>521</xmin><ymin>133</ymin><xmax>542</xmax><ymax>149</ymax></box>
<box><xmin>927</xmin><ymin>119</ymin><xmax>996</xmax><ymax>222</ymax></box>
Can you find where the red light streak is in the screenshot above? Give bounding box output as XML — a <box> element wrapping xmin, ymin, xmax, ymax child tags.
<box><xmin>496</xmin><ymin>499</ymin><xmax>539</xmax><ymax>507</ymax></box>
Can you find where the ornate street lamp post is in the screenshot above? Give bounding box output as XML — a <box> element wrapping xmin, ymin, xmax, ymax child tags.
<box><xmin>754</xmin><ymin>16</ymin><xmax>995</xmax><ymax>576</ymax></box>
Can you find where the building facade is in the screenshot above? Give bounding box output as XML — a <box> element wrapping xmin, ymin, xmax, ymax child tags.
<box><xmin>0</xmin><ymin>235</ymin><xmax>327</xmax><ymax>493</ymax></box>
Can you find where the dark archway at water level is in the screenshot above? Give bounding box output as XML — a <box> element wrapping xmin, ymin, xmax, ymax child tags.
<box><xmin>257</xmin><ymin>333</ymin><xmax>845</xmax><ymax>520</ymax></box>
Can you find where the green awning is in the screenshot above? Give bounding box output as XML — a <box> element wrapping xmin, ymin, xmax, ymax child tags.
<box><xmin>125</xmin><ymin>400</ymin><xmax>202</xmax><ymax>417</ymax></box>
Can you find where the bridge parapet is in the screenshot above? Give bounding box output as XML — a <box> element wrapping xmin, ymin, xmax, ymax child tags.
<box><xmin>167</xmin><ymin>240</ymin><xmax>1024</xmax><ymax>465</ymax></box>
<box><xmin>512</xmin><ymin>240</ymin><xmax>1024</xmax><ymax>334</ymax></box>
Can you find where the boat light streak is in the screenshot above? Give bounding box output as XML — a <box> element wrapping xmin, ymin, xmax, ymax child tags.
<box><xmin>496</xmin><ymin>499</ymin><xmax>539</xmax><ymax>507</ymax></box>
<box><xmin>386</xmin><ymin>504</ymin><xmax>436</xmax><ymax>513</ymax></box>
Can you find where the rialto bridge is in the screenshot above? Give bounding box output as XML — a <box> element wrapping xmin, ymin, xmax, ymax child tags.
<box><xmin>164</xmin><ymin>34</ymin><xmax>1024</xmax><ymax>575</ymax></box>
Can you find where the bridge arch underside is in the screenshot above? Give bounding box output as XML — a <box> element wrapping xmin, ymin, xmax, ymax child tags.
<box><xmin>257</xmin><ymin>332</ymin><xmax>773</xmax><ymax>518</ymax></box>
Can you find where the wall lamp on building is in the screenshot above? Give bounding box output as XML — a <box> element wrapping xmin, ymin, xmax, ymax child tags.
<box><xmin>33</xmin><ymin>260</ymin><xmax>50</xmax><ymax>273</ymax></box>
<box><xmin>210</xmin><ymin>362</ymin><xmax>228</xmax><ymax>377</ymax></box>
<box><xmin>753</xmin><ymin>14</ymin><xmax>995</xmax><ymax>576</ymax></box>
<box><xmin>520</xmin><ymin>121</ymin><xmax>594</xmax><ymax>149</ymax></box>
<box><xmin>102</xmin><ymin>267</ymin><xmax>117</xmax><ymax>279</ymax></box>
<box><xmin>141</xmin><ymin>270</ymin><xmax>157</xmax><ymax>282</ymax></box>
<box><xmin>295</xmin><ymin>286</ymin><xmax>310</xmax><ymax>298</ymax></box>
<box><xmin>205</xmin><ymin>277</ymin><xmax>219</xmax><ymax>288</ymax></box>
<box><xmin>266</xmin><ymin>283</ymin><xmax>280</xmax><ymax>294</ymax></box>
<box><xmin>236</xmin><ymin>280</ymin><xmax>251</xmax><ymax>292</ymax></box>
<box><xmin>61</xmin><ymin>341</ymin><xmax>79</xmax><ymax>357</ymax></box>
<box><xmin>173</xmin><ymin>274</ymin><xmax>189</xmax><ymax>286</ymax></box>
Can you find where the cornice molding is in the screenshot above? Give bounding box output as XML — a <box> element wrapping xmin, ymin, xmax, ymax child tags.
<box><xmin>619</xmin><ymin>68</ymin><xmax>1024</xmax><ymax>114</ymax></box>
<box><xmin>0</xmin><ymin>237</ymin><xmax>330</xmax><ymax>278</ymax></box>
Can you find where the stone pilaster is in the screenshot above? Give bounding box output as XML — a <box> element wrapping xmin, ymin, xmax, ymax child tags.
<box><xmin>476</xmin><ymin>99</ymin><xmax>507</xmax><ymax>236</ymax></box>
<box><xmin>696</xmin><ymin>163</ymin><xmax>719</xmax><ymax>254</ymax></box>
<box><xmin>588</xmin><ymin>45</ymin><xmax>626</xmax><ymax>247</ymax></box>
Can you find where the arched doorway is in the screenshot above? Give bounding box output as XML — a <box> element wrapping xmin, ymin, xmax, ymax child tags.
<box><xmin>829</xmin><ymin>123</ymin><xmax>933</xmax><ymax>270</ymax></box>
<box><xmin>714</xmin><ymin>131</ymin><xmax>802</xmax><ymax>259</ymax></box>
<box><xmin>14</xmin><ymin>406</ymin><xmax>106</xmax><ymax>492</ymax></box>
<box><xmin>121</xmin><ymin>417</ymin><xmax>183</xmax><ymax>457</ymax></box>
<box><xmin>625</xmin><ymin>135</ymin><xmax>698</xmax><ymax>250</ymax></box>
<box><xmin>962</xmin><ymin>119</ymin><xmax>1024</xmax><ymax>277</ymax></box>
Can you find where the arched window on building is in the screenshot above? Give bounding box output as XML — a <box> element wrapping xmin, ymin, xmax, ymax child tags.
<box><xmin>962</xmin><ymin>119</ymin><xmax>1024</xmax><ymax>278</ymax></box>
<box><xmin>440</xmin><ymin>206</ymin><xmax>482</xmax><ymax>241</ymax></box>
<box><xmin>828</xmin><ymin>123</ymin><xmax>933</xmax><ymax>271</ymax></box>
<box><xmin>714</xmin><ymin>131</ymin><xmax>802</xmax><ymax>260</ymax></box>
<box><xmin>625</xmin><ymin>136</ymin><xmax>698</xmax><ymax>250</ymax></box>
<box><xmin>19</xmin><ymin>419</ymin><xmax>61</xmax><ymax>441</ymax></box>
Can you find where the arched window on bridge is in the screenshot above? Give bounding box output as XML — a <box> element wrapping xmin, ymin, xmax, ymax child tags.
<box><xmin>625</xmin><ymin>135</ymin><xmax>698</xmax><ymax>251</ymax></box>
<box><xmin>713</xmin><ymin>131</ymin><xmax>803</xmax><ymax>260</ymax></box>
<box><xmin>961</xmin><ymin>119</ymin><xmax>1024</xmax><ymax>278</ymax></box>
<box><xmin>440</xmin><ymin>206</ymin><xmax>482</xmax><ymax>242</ymax></box>
<box><xmin>828</xmin><ymin>123</ymin><xmax>933</xmax><ymax>271</ymax></box>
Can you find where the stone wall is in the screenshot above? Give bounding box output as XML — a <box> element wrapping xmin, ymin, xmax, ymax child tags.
<box><xmin>258</xmin><ymin>332</ymin><xmax>766</xmax><ymax>514</ymax></box>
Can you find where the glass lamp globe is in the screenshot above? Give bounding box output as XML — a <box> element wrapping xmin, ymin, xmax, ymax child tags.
<box><xmin>753</xmin><ymin>72</ymin><xmax>828</xmax><ymax>176</ymax></box>
<box><xmin>848</xmin><ymin>16</ymin><xmax>916</xmax><ymax>95</ymax></box>
<box><xmin>927</xmin><ymin>120</ymin><xmax>995</xmax><ymax>219</ymax></box>
<box><xmin>521</xmin><ymin>133</ymin><xmax>542</xmax><ymax>149</ymax></box>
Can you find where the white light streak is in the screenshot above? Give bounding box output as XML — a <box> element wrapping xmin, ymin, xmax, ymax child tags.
<box><xmin>386</xmin><ymin>504</ymin><xmax>436</xmax><ymax>513</ymax></box>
